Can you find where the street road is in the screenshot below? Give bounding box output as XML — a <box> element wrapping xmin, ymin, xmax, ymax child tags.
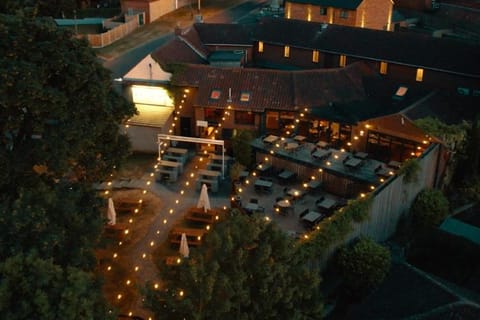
<box><xmin>104</xmin><ymin>0</ymin><xmax>267</xmax><ymax>78</ymax></box>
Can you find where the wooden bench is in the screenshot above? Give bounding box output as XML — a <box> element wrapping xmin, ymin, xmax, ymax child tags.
<box><xmin>115</xmin><ymin>200</ymin><xmax>144</xmax><ymax>214</ymax></box>
<box><xmin>169</xmin><ymin>227</ymin><xmax>206</xmax><ymax>246</ymax></box>
<box><xmin>184</xmin><ymin>207</ymin><xmax>220</xmax><ymax>224</ymax></box>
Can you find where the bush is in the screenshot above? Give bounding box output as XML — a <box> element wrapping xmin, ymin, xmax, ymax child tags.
<box><xmin>336</xmin><ymin>237</ymin><xmax>391</xmax><ymax>299</ymax></box>
<box><xmin>410</xmin><ymin>188</ymin><xmax>449</xmax><ymax>229</ymax></box>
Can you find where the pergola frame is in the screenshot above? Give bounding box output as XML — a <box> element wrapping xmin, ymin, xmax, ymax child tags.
<box><xmin>157</xmin><ymin>134</ymin><xmax>226</xmax><ymax>178</ymax></box>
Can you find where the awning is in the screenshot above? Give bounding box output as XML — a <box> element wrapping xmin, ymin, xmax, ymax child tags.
<box><xmin>129</xmin><ymin>104</ymin><xmax>174</xmax><ymax>128</ymax></box>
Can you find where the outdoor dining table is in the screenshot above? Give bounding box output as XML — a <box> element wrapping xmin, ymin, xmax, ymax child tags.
<box><xmin>263</xmin><ymin>134</ymin><xmax>279</xmax><ymax>144</ymax></box>
<box><xmin>278</xmin><ymin>169</ymin><xmax>295</xmax><ymax>180</ymax></box>
<box><xmin>286</xmin><ymin>188</ymin><xmax>305</xmax><ymax>200</ymax></box>
<box><xmin>316</xmin><ymin>140</ymin><xmax>329</xmax><ymax>149</ymax></box>
<box><xmin>284</xmin><ymin>142</ymin><xmax>299</xmax><ymax>152</ymax></box>
<box><xmin>344</xmin><ymin>157</ymin><xmax>363</xmax><ymax>169</ymax></box>
<box><xmin>275</xmin><ymin>199</ymin><xmax>293</xmax><ymax>216</ymax></box>
<box><xmin>256</xmin><ymin>162</ymin><xmax>272</xmax><ymax>174</ymax></box>
<box><xmin>294</xmin><ymin>135</ymin><xmax>306</xmax><ymax>143</ymax></box>
<box><xmin>317</xmin><ymin>198</ymin><xmax>337</xmax><ymax>211</ymax></box>
<box><xmin>307</xmin><ymin>180</ymin><xmax>321</xmax><ymax>190</ymax></box>
<box><xmin>301</xmin><ymin>210</ymin><xmax>324</xmax><ymax>224</ymax></box>
<box><xmin>197</xmin><ymin>169</ymin><xmax>221</xmax><ymax>181</ymax></box>
<box><xmin>375</xmin><ymin>166</ymin><xmax>394</xmax><ymax>178</ymax></box>
<box><xmin>159</xmin><ymin>159</ymin><xmax>183</xmax><ymax>173</ymax></box>
<box><xmin>254</xmin><ymin>179</ymin><xmax>273</xmax><ymax>188</ymax></box>
<box><xmin>354</xmin><ymin>151</ymin><xmax>369</xmax><ymax>160</ymax></box>
<box><xmin>388</xmin><ymin>160</ymin><xmax>402</xmax><ymax>169</ymax></box>
<box><xmin>312</xmin><ymin>149</ymin><xmax>331</xmax><ymax>160</ymax></box>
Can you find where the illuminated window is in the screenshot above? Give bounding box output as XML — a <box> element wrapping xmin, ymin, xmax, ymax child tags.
<box><xmin>380</xmin><ymin>61</ymin><xmax>388</xmax><ymax>75</ymax></box>
<box><xmin>312</xmin><ymin>50</ymin><xmax>319</xmax><ymax>63</ymax></box>
<box><xmin>320</xmin><ymin>7</ymin><xmax>327</xmax><ymax>15</ymax></box>
<box><xmin>284</xmin><ymin>46</ymin><xmax>290</xmax><ymax>58</ymax></box>
<box><xmin>240</xmin><ymin>91</ymin><xmax>250</xmax><ymax>102</ymax></box>
<box><xmin>339</xmin><ymin>55</ymin><xmax>346</xmax><ymax>67</ymax></box>
<box><xmin>210</xmin><ymin>89</ymin><xmax>221</xmax><ymax>100</ymax></box>
<box><xmin>416</xmin><ymin>68</ymin><xmax>424</xmax><ymax>82</ymax></box>
<box><xmin>340</xmin><ymin>10</ymin><xmax>348</xmax><ymax>19</ymax></box>
<box><xmin>258</xmin><ymin>41</ymin><xmax>264</xmax><ymax>53</ymax></box>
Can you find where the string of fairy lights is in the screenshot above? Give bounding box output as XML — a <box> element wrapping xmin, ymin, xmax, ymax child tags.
<box><xmin>105</xmin><ymin>88</ymin><xmax>430</xmax><ymax>317</ymax></box>
<box><xmin>239</xmin><ymin>107</ymin><xmax>429</xmax><ymax>241</ymax></box>
<box><xmin>103</xmin><ymin>88</ymin><xmax>234</xmax><ymax>318</ymax></box>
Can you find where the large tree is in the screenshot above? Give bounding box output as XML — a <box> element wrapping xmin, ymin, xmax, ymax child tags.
<box><xmin>0</xmin><ymin>12</ymin><xmax>135</xmax><ymax>317</ymax></box>
<box><xmin>0</xmin><ymin>252</ymin><xmax>113</xmax><ymax>320</ymax></box>
<box><xmin>0</xmin><ymin>13</ymin><xmax>136</xmax><ymax>193</ymax></box>
<box><xmin>145</xmin><ymin>214</ymin><xmax>323</xmax><ymax>319</ymax></box>
<box><xmin>0</xmin><ymin>0</ymin><xmax>77</xmax><ymax>18</ymax></box>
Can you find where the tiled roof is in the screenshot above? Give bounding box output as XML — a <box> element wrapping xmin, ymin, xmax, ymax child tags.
<box><xmin>177</xmin><ymin>26</ymin><xmax>210</xmax><ymax>58</ymax></box>
<box><xmin>193</xmin><ymin>23</ymin><xmax>254</xmax><ymax>46</ymax></box>
<box><xmin>293</xmin><ymin>62</ymin><xmax>372</xmax><ymax>107</ymax></box>
<box><xmin>150</xmin><ymin>37</ymin><xmax>206</xmax><ymax>69</ymax></box>
<box><xmin>171</xmin><ymin>65</ymin><xmax>295</xmax><ymax>112</ymax></box>
<box><xmin>255</xmin><ymin>18</ymin><xmax>480</xmax><ymax>77</ymax></box>
<box><xmin>171</xmin><ymin>62</ymin><xmax>380</xmax><ymax>114</ymax></box>
<box><xmin>285</xmin><ymin>0</ymin><xmax>363</xmax><ymax>10</ymax></box>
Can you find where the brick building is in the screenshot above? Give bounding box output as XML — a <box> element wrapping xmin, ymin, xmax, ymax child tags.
<box><xmin>284</xmin><ymin>0</ymin><xmax>393</xmax><ymax>31</ymax></box>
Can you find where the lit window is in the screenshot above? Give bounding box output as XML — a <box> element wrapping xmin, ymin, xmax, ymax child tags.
<box><xmin>210</xmin><ymin>89</ymin><xmax>221</xmax><ymax>100</ymax></box>
<box><xmin>339</xmin><ymin>55</ymin><xmax>346</xmax><ymax>67</ymax></box>
<box><xmin>258</xmin><ymin>41</ymin><xmax>264</xmax><ymax>53</ymax></box>
<box><xmin>312</xmin><ymin>50</ymin><xmax>319</xmax><ymax>63</ymax></box>
<box><xmin>284</xmin><ymin>46</ymin><xmax>290</xmax><ymax>58</ymax></box>
<box><xmin>416</xmin><ymin>68</ymin><xmax>424</xmax><ymax>82</ymax></box>
<box><xmin>380</xmin><ymin>61</ymin><xmax>388</xmax><ymax>75</ymax></box>
<box><xmin>240</xmin><ymin>92</ymin><xmax>250</xmax><ymax>102</ymax></box>
<box><xmin>320</xmin><ymin>7</ymin><xmax>327</xmax><ymax>15</ymax></box>
<box><xmin>340</xmin><ymin>10</ymin><xmax>348</xmax><ymax>19</ymax></box>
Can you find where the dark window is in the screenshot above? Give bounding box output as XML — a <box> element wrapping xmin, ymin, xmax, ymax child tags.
<box><xmin>340</xmin><ymin>10</ymin><xmax>348</xmax><ymax>19</ymax></box>
<box><xmin>320</xmin><ymin>7</ymin><xmax>327</xmax><ymax>15</ymax></box>
<box><xmin>235</xmin><ymin>111</ymin><xmax>255</xmax><ymax>125</ymax></box>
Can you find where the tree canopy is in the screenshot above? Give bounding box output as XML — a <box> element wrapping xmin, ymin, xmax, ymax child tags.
<box><xmin>0</xmin><ymin>14</ymin><xmax>136</xmax><ymax>193</ymax></box>
<box><xmin>0</xmin><ymin>0</ymin><xmax>78</xmax><ymax>18</ymax></box>
<box><xmin>0</xmin><ymin>252</ymin><xmax>113</xmax><ymax>320</ymax></box>
<box><xmin>336</xmin><ymin>236</ymin><xmax>391</xmax><ymax>299</ymax></box>
<box><xmin>145</xmin><ymin>214</ymin><xmax>323</xmax><ymax>319</ymax></box>
<box><xmin>0</xmin><ymin>13</ymin><xmax>135</xmax><ymax>318</ymax></box>
<box><xmin>231</xmin><ymin>129</ymin><xmax>254</xmax><ymax>168</ymax></box>
<box><xmin>410</xmin><ymin>188</ymin><xmax>449</xmax><ymax>229</ymax></box>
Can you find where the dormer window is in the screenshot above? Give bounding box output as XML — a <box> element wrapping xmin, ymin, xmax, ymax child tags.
<box><xmin>240</xmin><ymin>91</ymin><xmax>251</xmax><ymax>102</ymax></box>
<box><xmin>210</xmin><ymin>89</ymin><xmax>221</xmax><ymax>100</ymax></box>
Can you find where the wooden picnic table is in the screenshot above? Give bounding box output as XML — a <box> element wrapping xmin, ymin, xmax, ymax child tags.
<box><xmin>166</xmin><ymin>147</ymin><xmax>188</xmax><ymax>156</ymax></box>
<box><xmin>169</xmin><ymin>227</ymin><xmax>206</xmax><ymax>246</ymax></box>
<box><xmin>197</xmin><ymin>169</ymin><xmax>221</xmax><ymax>179</ymax></box>
<box><xmin>312</xmin><ymin>149</ymin><xmax>331</xmax><ymax>160</ymax></box>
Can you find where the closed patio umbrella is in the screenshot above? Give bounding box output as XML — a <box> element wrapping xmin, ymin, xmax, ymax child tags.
<box><xmin>107</xmin><ymin>198</ymin><xmax>116</xmax><ymax>225</ymax></box>
<box><xmin>179</xmin><ymin>233</ymin><xmax>189</xmax><ymax>258</ymax></box>
<box><xmin>197</xmin><ymin>183</ymin><xmax>211</xmax><ymax>212</ymax></box>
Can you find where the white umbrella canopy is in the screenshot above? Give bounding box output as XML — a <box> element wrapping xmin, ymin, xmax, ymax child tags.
<box><xmin>179</xmin><ymin>233</ymin><xmax>189</xmax><ymax>258</ymax></box>
<box><xmin>197</xmin><ymin>183</ymin><xmax>211</xmax><ymax>213</ymax></box>
<box><xmin>107</xmin><ymin>198</ymin><xmax>116</xmax><ymax>225</ymax></box>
